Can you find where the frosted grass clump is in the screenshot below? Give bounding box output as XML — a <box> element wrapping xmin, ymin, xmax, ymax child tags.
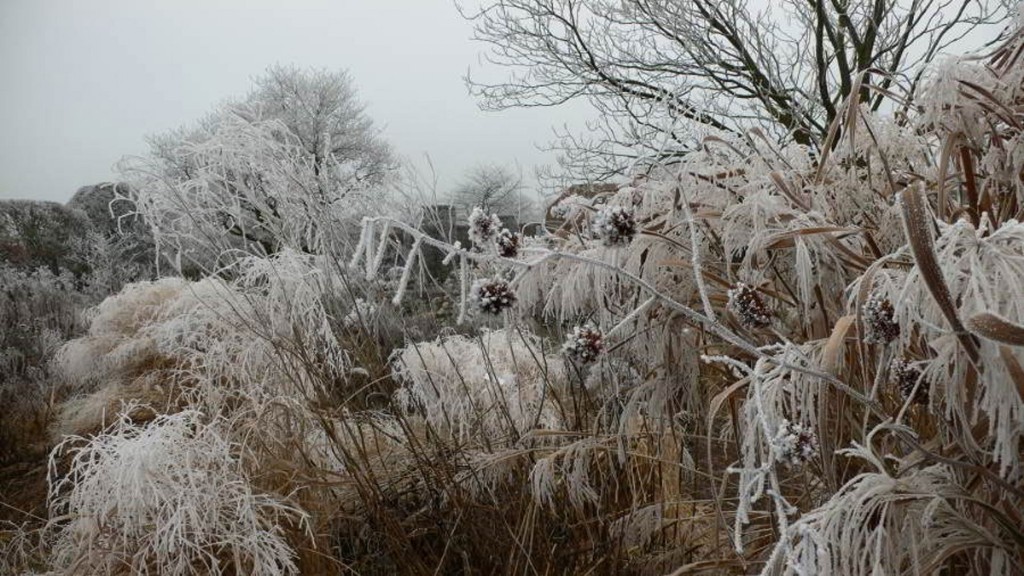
<box><xmin>392</xmin><ymin>329</ymin><xmax>567</xmax><ymax>441</ymax></box>
<box><xmin>471</xmin><ymin>277</ymin><xmax>516</xmax><ymax>314</ymax></box>
<box><xmin>562</xmin><ymin>323</ymin><xmax>604</xmax><ymax>364</ymax></box>
<box><xmin>771</xmin><ymin>419</ymin><xmax>819</xmax><ymax>468</ymax></box>
<box><xmin>46</xmin><ymin>408</ymin><xmax>307</xmax><ymax>576</ymax></box>
<box><xmin>727</xmin><ymin>283</ymin><xmax>772</xmax><ymax>329</ymax></box>
<box><xmin>591</xmin><ymin>205</ymin><xmax>636</xmax><ymax>246</ymax></box>
<box><xmin>54</xmin><ymin>277</ymin><xmax>191</xmax><ymax>383</ymax></box>
<box><xmin>762</xmin><ymin>437</ymin><xmax>1020</xmax><ymax>576</ymax></box>
<box><xmin>894</xmin><ymin>217</ymin><xmax>1024</xmax><ymax>475</ymax></box>
<box><xmin>53</xmin><ymin>251</ymin><xmax>355</xmax><ymax>437</ymax></box>
<box><xmin>342</xmin><ymin>297</ymin><xmax>379</xmax><ymax>328</ymax></box>
<box><xmin>468</xmin><ymin>206</ymin><xmax>502</xmax><ymax>248</ymax></box>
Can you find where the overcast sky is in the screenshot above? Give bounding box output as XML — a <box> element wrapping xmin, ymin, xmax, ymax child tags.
<box><xmin>0</xmin><ymin>0</ymin><xmax>591</xmax><ymax>203</ymax></box>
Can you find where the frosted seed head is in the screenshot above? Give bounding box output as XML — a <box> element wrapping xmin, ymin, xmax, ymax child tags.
<box><xmin>727</xmin><ymin>283</ymin><xmax>772</xmax><ymax>329</ymax></box>
<box><xmin>468</xmin><ymin>207</ymin><xmax>502</xmax><ymax>248</ymax></box>
<box><xmin>591</xmin><ymin>205</ymin><xmax>637</xmax><ymax>246</ymax></box>
<box><xmin>495</xmin><ymin>228</ymin><xmax>521</xmax><ymax>258</ymax></box>
<box><xmin>772</xmin><ymin>419</ymin><xmax>819</xmax><ymax>468</ymax></box>
<box><xmin>890</xmin><ymin>357</ymin><xmax>927</xmax><ymax>404</ymax></box>
<box><xmin>862</xmin><ymin>291</ymin><xmax>900</xmax><ymax>344</ymax></box>
<box><xmin>471</xmin><ymin>278</ymin><xmax>517</xmax><ymax>314</ymax></box>
<box><xmin>563</xmin><ymin>324</ymin><xmax>604</xmax><ymax>364</ymax></box>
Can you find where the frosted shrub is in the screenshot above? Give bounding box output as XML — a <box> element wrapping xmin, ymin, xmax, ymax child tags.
<box><xmin>47</xmin><ymin>409</ymin><xmax>307</xmax><ymax>576</ymax></box>
<box><xmin>0</xmin><ymin>265</ymin><xmax>97</xmax><ymax>459</ymax></box>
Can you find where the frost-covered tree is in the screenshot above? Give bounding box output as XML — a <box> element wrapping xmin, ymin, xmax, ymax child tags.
<box><xmin>245</xmin><ymin>65</ymin><xmax>396</xmax><ymax>187</ymax></box>
<box><xmin>450</xmin><ymin>163</ymin><xmax>536</xmax><ymax>219</ymax></box>
<box><xmin>120</xmin><ymin>67</ymin><xmax>397</xmax><ymax>271</ymax></box>
<box><xmin>463</xmin><ymin>0</ymin><xmax>1012</xmax><ymax>177</ymax></box>
<box><xmin>0</xmin><ymin>200</ymin><xmax>93</xmax><ymax>276</ymax></box>
<box><xmin>67</xmin><ymin>183</ymin><xmax>159</xmax><ymax>284</ymax></box>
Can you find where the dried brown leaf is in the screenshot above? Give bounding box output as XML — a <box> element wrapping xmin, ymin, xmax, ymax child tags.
<box><xmin>900</xmin><ymin>186</ymin><xmax>980</xmax><ymax>363</ymax></box>
<box><xmin>966</xmin><ymin>312</ymin><xmax>1024</xmax><ymax>347</ymax></box>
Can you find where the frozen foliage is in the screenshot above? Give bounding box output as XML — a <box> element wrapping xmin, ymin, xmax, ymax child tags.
<box><xmin>46</xmin><ymin>409</ymin><xmax>307</xmax><ymax>575</ymax></box>
<box><xmin>352</xmin><ymin>22</ymin><xmax>1024</xmax><ymax>573</ymax></box>
<box><xmin>10</xmin><ymin>13</ymin><xmax>1024</xmax><ymax>576</ymax></box>
<box><xmin>763</xmin><ymin>439</ymin><xmax>1022</xmax><ymax>576</ymax></box>
<box><xmin>889</xmin><ymin>217</ymin><xmax>1024</xmax><ymax>475</ymax></box>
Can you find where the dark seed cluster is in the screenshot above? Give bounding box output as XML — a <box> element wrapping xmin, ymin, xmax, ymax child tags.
<box><xmin>890</xmin><ymin>357</ymin><xmax>927</xmax><ymax>404</ymax></box>
<box><xmin>727</xmin><ymin>283</ymin><xmax>772</xmax><ymax>329</ymax></box>
<box><xmin>563</xmin><ymin>324</ymin><xmax>604</xmax><ymax>364</ymax></box>
<box><xmin>863</xmin><ymin>291</ymin><xmax>900</xmax><ymax>344</ymax></box>
<box><xmin>592</xmin><ymin>205</ymin><xmax>637</xmax><ymax>246</ymax></box>
<box><xmin>495</xmin><ymin>228</ymin><xmax>521</xmax><ymax>258</ymax></box>
<box><xmin>468</xmin><ymin>206</ymin><xmax>502</xmax><ymax>247</ymax></box>
<box><xmin>772</xmin><ymin>419</ymin><xmax>819</xmax><ymax>468</ymax></box>
<box><xmin>471</xmin><ymin>278</ymin><xmax>517</xmax><ymax>315</ymax></box>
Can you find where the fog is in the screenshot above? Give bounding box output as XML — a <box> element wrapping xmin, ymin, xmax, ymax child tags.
<box><xmin>0</xmin><ymin>0</ymin><xmax>590</xmax><ymax>202</ymax></box>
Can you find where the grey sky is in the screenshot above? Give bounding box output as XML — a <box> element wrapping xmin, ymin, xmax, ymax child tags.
<box><xmin>0</xmin><ymin>0</ymin><xmax>590</xmax><ymax>203</ymax></box>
